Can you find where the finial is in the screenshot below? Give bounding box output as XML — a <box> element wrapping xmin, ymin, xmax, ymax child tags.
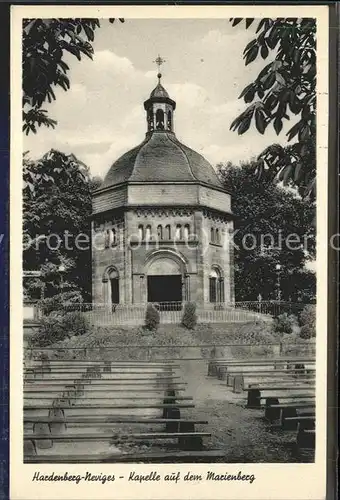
<box><xmin>153</xmin><ymin>54</ymin><xmax>166</xmax><ymax>83</ymax></box>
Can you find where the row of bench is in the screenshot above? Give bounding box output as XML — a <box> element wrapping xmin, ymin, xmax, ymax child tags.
<box><xmin>23</xmin><ymin>359</ymin><xmax>225</xmax><ymax>463</ymax></box>
<box><xmin>207</xmin><ymin>355</ymin><xmax>316</xmax><ymax>460</ymax></box>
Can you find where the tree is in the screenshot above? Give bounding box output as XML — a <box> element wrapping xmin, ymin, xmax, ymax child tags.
<box><xmin>219</xmin><ymin>161</ymin><xmax>315</xmax><ymax>301</ymax></box>
<box><xmin>23</xmin><ymin>149</ymin><xmax>101</xmax><ymax>302</ymax></box>
<box><xmin>229</xmin><ymin>18</ymin><xmax>316</xmax><ymax>199</ymax></box>
<box><xmin>23</xmin><ymin>18</ymin><xmax>123</xmax><ymax>134</ymax></box>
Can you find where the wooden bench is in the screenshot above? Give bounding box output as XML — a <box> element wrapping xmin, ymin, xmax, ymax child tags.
<box><xmin>295</xmin><ymin>427</ymin><xmax>315</xmax><ymax>459</ymax></box>
<box><xmin>245</xmin><ymin>383</ymin><xmax>315</xmax><ymax>407</ymax></box>
<box><xmin>24</xmin><ymin>387</ymin><xmax>186</xmax><ymax>393</ymax></box>
<box><xmin>24</xmin><ymin>449</ymin><xmax>226</xmax><ymax>463</ymax></box>
<box><xmin>231</xmin><ymin>372</ymin><xmax>315</xmax><ymax>392</ymax></box>
<box><xmin>24</xmin><ymin>362</ymin><xmax>179</xmax><ymax>381</ymax></box>
<box><xmin>23</xmin><ymin>359</ymin><xmax>217</xmax><ymax>463</ymax></box>
<box><xmin>208</xmin><ymin>358</ymin><xmax>315</xmax><ymax>378</ymax></box>
<box><xmin>278</xmin><ymin>414</ymin><xmax>315</xmax><ymax>431</ymax></box>
<box><xmin>24</xmin><ymin>430</ymin><xmax>211</xmax><ymax>454</ymax></box>
<box><xmin>212</xmin><ymin>364</ymin><xmax>315</xmax><ymax>383</ymax></box>
<box><xmin>263</xmin><ymin>399</ymin><xmax>315</xmax><ymax>422</ymax></box>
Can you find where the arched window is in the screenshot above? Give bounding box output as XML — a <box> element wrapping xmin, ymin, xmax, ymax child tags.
<box><xmin>111</xmin><ymin>228</ymin><xmax>117</xmax><ymax>246</ymax></box>
<box><xmin>148</xmin><ymin>110</ymin><xmax>154</xmax><ymax>131</ymax></box>
<box><xmin>216</xmin><ymin>228</ymin><xmax>220</xmax><ymax>245</ymax></box>
<box><xmin>165</xmin><ymin>224</ymin><xmax>171</xmax><ymax>240</ymax></box>
<box><xmin>175</xmin><ymin>224</ymin><xmax>182</xmax><ymax>240</ymax></box>
<box><xmin>145</xmin><ymin>225</ymin><xmax>152</xmax><ymax>241</ymax></box>
<box><xmin>209</xmin><ymin>268</ymin><xmax>224</xmax><ymax>304</ymax></box>
<box><xmin>184</xmin><ymin>224</ymin><xmax>190</xmax><ymax>240</ymax></box>
<box><xmin>104</xmin><ymin>230</ymin><xmax>110</xmax><ymax>249</ymax></box>
<box><xmin>157</xmin><ymin>225</ymin><xmax>163</xmax><ymax>240</ymax></box>
<box><xmin>210</xmin><ymin>227</ymin><xmax>215</xmax><ymax>243</ymax></box>
<box><xmin>155</xmin><ymin>109</ymin><xmax>164</xmax><ymax>130</ymax></box>
<box><xmin>138</xmin><ymin>225</ymin><xmax>144</xmax><ymax>241</ymax></box>
<box><xmin>167</xmin><ymin>110</ymin><xmax>172</xmax><ymax>131</ymax></box>
<box><xmin>108</xmin><ymin>268</ymin><xmax>119</xmax><ymax>305</ymax></box>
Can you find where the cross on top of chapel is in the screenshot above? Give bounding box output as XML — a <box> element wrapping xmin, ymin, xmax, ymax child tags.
<box><xmin>153</xmin><ymin>54</ymin><xmax>166</xmax><ymax>83</ymax></box>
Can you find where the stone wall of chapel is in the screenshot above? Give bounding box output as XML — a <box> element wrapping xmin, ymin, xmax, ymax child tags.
<box><xmin>93</xmin><ymin>186</ymin><xmax>127</xmax><ymax>214</ymax></box>
<box><xmin>198</xmin><ymin>186</ymin><xmax>231</xmax><ymax>213</ymax></box>
<box><xmin>127</xmin><ymin>208</ymin><xmax>204</xmax><ymax>303</ymax></box>
<box><xmin>91</xmin><ymin>207</ymin><xmax>234</xmax><ymax>305</ymax></box>
<box><xmin>128</xmin><ymin>184</ymin><xmax>198</xmax><ymax>206</ymax></box>
<box><xmin>91</xmin><ymin>216</ymin><xmax>125</xmax><ymax>304</ymax></box>
<box><xmin>201</xmin><ymin>211</ymin><xmax>233</xmax><ymax>304</ymax></box>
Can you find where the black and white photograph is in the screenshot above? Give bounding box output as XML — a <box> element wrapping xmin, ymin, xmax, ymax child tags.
<box><xmin>10</xmin><ymin>4</ymin><xmax>330</xmax><ymax>500</ymax></box>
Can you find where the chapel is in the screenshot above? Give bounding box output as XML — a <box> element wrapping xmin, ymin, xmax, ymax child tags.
<box><xmin>91</xmin><ymin>64</ymin><xmax>235</xmax><ymax>307</ymax></box>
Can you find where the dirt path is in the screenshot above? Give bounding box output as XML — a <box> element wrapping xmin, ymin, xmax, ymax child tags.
<box><xmin>176</xmin><ymin>347</ymin><xmax>300</xmax><ymax>463</ymax></box>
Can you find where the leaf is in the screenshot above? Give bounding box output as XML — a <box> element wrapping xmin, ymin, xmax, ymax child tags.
<box><xmin>255</xmin><ymin>109</ymin><xmax>266</xmax><ymax>134</ymax></box>
<box><xmin>262</xmin><ymin>72</ymin><xmax>276</xmax><ymax>91</ymax></box>
<box><xmin>244</xmin><ymin>39</ymin><xmax>257</xmax><ymax>53</ymax></box>
<box><xmin>274</xmin><ymin>117</ymin><xmax>283</xmax><ymax>135</ymax></box>
<box><xmin>256</xmin><ymin>19</ymin><xmax>266</xmax><ymax>34</ymax></box>
<box><xmin>83</xmin><ymin>24</ymin><xmax>94</xmax><ymax>42</ymax></box>
<box><xmin>275</xmin><ymin>72</ymin><xmax>285</xmax><ymax>86</ymax></box>
<box><xmin>231</xmin><ymin>18</ymin><xmax>243</xmax><ymax>27</ymax></box>
<box><xmin>245</xmin><ymin>18</ymin><xmax>254</xmax><ymax>29</ymax></box>
<box><xmin>300</xmin><ymin>124</ymin><xmax>310</xmax><ymax>142</ymax></box>
<box><xmin>294</xmin><ymin>162</ymin><xmax>303</xmax><ymax>182</ymax></box>
<box><xmin>238</xmin><ymin>116</ymin><xmax>252</xmax><ymax>135</ymax></box>
<box><xmin>260</xmin><ymin>43</ymin><xmax>269</xmax><ymax>59</ymax></box>
<box><xmin>286</xmin><ymin>122</ymin><xmax>301</xmax><ymax>142</ymax></box>
<box><xmin>245</xmin><ymin>44</ymin><xmax>259</xmax><ymax>65</ymax></box>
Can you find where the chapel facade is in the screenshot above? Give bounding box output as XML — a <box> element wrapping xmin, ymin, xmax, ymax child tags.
<box><xmin>91</xmin><ymin>71</ymin><xmax>235</xmax><ymax>307</ymax></box>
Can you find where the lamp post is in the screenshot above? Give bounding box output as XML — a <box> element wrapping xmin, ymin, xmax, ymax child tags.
<box><xmin>275</xmin><ymin>264</ymin><xmax>282</xmax><ymax>314</ymax></box>
<box><xmin>58</xmin><ymin>264</ymin><xmax>66</xmax><ymax>294</ymax></box>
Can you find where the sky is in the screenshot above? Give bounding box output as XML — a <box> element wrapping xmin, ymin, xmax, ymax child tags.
<box><xmin>24</xmin><ymin>19</ymin><xmax>292</xmax><ymax>180</ymax></box>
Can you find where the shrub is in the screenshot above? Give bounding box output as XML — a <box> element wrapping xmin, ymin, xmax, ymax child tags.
<box><xmin>144</xmin><ymin>303</ymin><xmax>160</xmax><ymax>331</ymax></box>
<box><xmin>38</xmin><ymin>291</ymin><xmax>83</xmax><ymax>315</ymax></box>
<box><xmin>30</xmin><ymin>315</ymin><xmax>66</xmax><ymax>347</ymax></box>
<box><xmin>181</xmin><ymin>302</ymin><xmax>198</xmax><ymax>330</ymax></box>
<box><xmin>299</xmin><ymin>304</ymin><xmax>316</xmax><ymax>339</ymax></box>
<box><xmin>61</xmin><ymin>311</ymin><xmax>89</xmax><ymax>337</ymax></box>
<box><xmin>274</xmin><ymin>313</ymin><xmax>298</xmax><ymax>334</ymax></box>
<box><xmin>300</xmin><ymin>323</ymin><xmax>315</xmax><ymax>339</ymax></box>
<box><xmin>29</xmin><ymin>311</ymin><xmax>90</xmax><ymax>347</ymax></box>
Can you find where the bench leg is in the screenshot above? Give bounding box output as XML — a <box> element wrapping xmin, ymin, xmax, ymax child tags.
<box><xmin>264</xmin><ymin>397</ymin><xmax>280</xmax><ymax>422</ymax></box>
<box><xmin>24</xmin><ymin>439</ymin><xmax>37</xmax><ymax>457</ymax></box>
<box><xmin>164</xmin><ymin>390</ymin><xmax>180</xmax><ymax>431</ymax></box>
<box><xmin>281</xmin><ymin>407</ymin><xmax>298</xmax><ymax>430</ymax></box>
<box><xmin>233</xmin><ymin>375</ymin><xmax>244</xmax><ymax>394</ymax></box>
<box><xmin>208</xmin><ymin>361</ymin><xmax>217</xmax><ymax>377</ymax></box>
<box><xmin>217</xmin><ymin>366</ymin><xmax>227</xmax><ymax>381</ymax></box>
<box><xmin>48</xmin><ymin>407</ymin><xmax>66</xmax><ymax>433</ymax></box>
<box><xmin>296</xmin><ymin>428</ymin><xmax>315</xmax><ymax>449</ymax></box>
<box><xmin>247</xmin><ymin>388</ymin><xmax>261</xmax><ymax>408</ymax></box>
<box><xmin>178</xmin><ymin>423</ymin><xmax>203</xmax><ymax>451</ymax></box>
<box><xmin>163</xmin><ymin>405</ymin><xmax>180</xmax><ymax>424</ymax></box>
<box><xmin>33</xmin><ymin>422</ymin><xmax>53</xmax><ymax>449</ymax></box>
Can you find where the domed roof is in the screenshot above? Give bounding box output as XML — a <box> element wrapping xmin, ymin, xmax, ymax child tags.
<box><xmin>100</xmin><ymin>132</ymin><xmax>224</xmax><ymax>190</ymax></box>
<box><xmin>150</xmin><ymin>83</ymin><xmax>169</xmax><ymax>99</ymax></box>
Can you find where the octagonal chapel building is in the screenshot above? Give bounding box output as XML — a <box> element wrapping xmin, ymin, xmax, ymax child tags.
<box><xmin>92</xmin><ymin>74</ymin><xmax>235</xmax><ymax>307</ymax></box>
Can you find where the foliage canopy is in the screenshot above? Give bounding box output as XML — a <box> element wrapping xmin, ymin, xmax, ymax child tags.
<box><xmin>230</xmin><ymin>18</ymin><xmax>316</xmax><ymax>199</ymax></box>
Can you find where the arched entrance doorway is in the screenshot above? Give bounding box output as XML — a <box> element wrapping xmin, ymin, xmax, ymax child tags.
<box><xmin>103</xmin><ymin>267</ymin><xmax>120</xmax><ymax>305</ymax></box>
<box><xmin>146</xmin><ymin>252</ymin><xmax>186</xmax><ymax>304</ymax></box>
